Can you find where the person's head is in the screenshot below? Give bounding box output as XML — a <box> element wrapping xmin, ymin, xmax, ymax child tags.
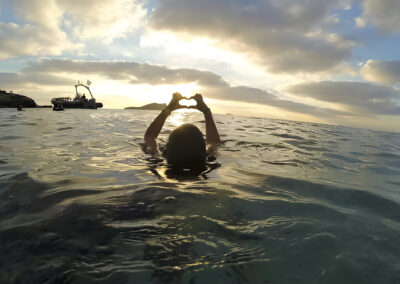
<box><xmin>165</xmin><ymin>123</ymin><xmax>206</xmax><ymax>169</ymax></box>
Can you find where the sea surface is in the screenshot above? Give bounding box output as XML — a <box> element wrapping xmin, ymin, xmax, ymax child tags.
<box><xmin>1</xmin><ymin>108</ymin><xmax>400</xmax><ymax>283</ymax></box>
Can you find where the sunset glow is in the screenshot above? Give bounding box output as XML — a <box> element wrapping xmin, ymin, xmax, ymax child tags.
<box><xmin>1</xmin><ymin>0</ymin><xmax>400</xmax><ymax>132</ymax></box>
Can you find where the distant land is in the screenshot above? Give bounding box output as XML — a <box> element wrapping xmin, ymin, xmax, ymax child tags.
<box><xmin>0</xmin><ymin>90</ymin><xmax>51</xmax><ymax>108</ymax></box>
<box><xmin>0</xmin><ymin>90</ymin><xmax>36</xmax><ymax>107</ymax></box>
<box><xmin>125</xmin><ymin>103</ymin><xmax>167</xmax><ymax>110</ymax></box>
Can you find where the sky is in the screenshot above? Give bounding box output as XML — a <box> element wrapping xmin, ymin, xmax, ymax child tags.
<box><xmin>1</xmin><ymin>0</ymin><xmax>400</xmax><ymax>132</ymax></box>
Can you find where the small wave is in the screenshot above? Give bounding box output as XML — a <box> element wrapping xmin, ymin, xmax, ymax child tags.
<box><xmin>366</xmin><ymin>165</ymin><xmax>400</xmax><ymax>175</ymax></box>
<box><xmin>21</xmin><ymin>122</ymin><xmax>37</xmax><ymax>126</ymax></box>
<box><xmin>323</xmin><ymin>153</ymin><xmax>364</xmax><ymax>164</ymax></box>
<box><xmin>272</xmin><ymin>133</ymin><xmax>305</xmax><ymax>140</ymax></box>
<box><xmin>372</xmin><ymin>152</ymin><xmax>400</xmax><ymax>159</ymax></box>
<box><xmin>0</xmin><ymin>135</ymin><xmax>23</xmax><ymax>140</ymax></box>
<box><xmin>292</xmin><ymin>145</ymin><xmax>329</xmax><ymax>152</ymax></box>
<box><xmin>293</xmin><ymin>149</ymin><xmax>314</xmax><ymax>156</ymax></box>
<box><xmin>262</xmin><ymin>127</ymin><xmax>279</xmax><ymax>131</ymax></box>
<box><xmin>258</xmin><ymin>174</ymin><xmax>400</xmax><ymax>221</ymax></box>
<box><xmin>387</xmin><ymin>181</ymin><xmax>400</xmax><ymax>186</ymax></box>
<box><xmin>263</xmin><ymin>159</ymin><xmax>308</xmax><ymax>166</ymax></box>
<box><xmin>234</xmin><ymin>140</ymin><xmax>289</xmax><ymax>149</ymax></box>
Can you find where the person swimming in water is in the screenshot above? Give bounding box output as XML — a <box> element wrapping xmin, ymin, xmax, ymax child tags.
<box><xmin>144</xmin><ymin>93</ymin><xmax>221</xmax><ymax>169</ymax></box>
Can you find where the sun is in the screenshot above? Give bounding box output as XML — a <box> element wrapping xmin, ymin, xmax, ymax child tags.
<box><xmin>144</xmin><ymin>83</ymin><xmax>201</xmax><ymax>104</ymax></box>
<box><xmin>86</xmin><ymin>78</ymin><xmax>202</xmax><ymax>108</ymax></box>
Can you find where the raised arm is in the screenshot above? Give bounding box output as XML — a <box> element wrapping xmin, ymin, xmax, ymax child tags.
<box><xmin>144</xmin><ymin>92</ymin><xmax>184</xmax><ymax>155</ymax></box>
<box><xmin>190</xmin><ymin>94</ymin><xmax>221</xmax><ymax>148</ymax></box>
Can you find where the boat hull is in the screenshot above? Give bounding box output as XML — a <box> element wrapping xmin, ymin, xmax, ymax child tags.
<box><xmin>51</xmin><ymin>99</ymin><xmax>102</xmax><ymax>109</ymax></box>
<box><xmin>51</xmin><ymin>83</ymin><xmax>103</xmax><ymax>109</ymax></box>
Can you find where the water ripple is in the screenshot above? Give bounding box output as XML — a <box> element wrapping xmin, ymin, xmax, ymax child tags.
<box><xmin>0</xmin><ymin>109</ymin><xmax>400</xmax><ymax>283</ymax></box>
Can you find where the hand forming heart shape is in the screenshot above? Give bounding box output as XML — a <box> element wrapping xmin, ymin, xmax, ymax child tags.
<box><xmin>168</xmin><ymin>93</ymin><xmax>208</xmax><ymax>112</ymax></box>
<box><xmin>178</xmin><ymin>97</ymin><xmax>197</xmax><ymax>107</ymax></box>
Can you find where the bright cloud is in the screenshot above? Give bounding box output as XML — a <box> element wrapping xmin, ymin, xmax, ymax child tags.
<box><xmin>0</xmin><ymin>22</ymin><xmax>79</xmax><ymax>60</ymax></box>
<box><xmin>0</xmin><ymin>0</ymin><xmax>146</xmax><ymax>60</ymax></box>
<box><xmin>0</xmin><ymin>0</ymin><xmax>80</xmax><ymax>60</ymax></box>
<box><xmin>150</xmin><ymin>0</ymin><xmax>353</xmax><ymax>73</ymax></box>
<box><xmin>57</xmin><ymin>0</ymin><xmax>147</xmax><ymax>43</ymax></box>
<box><xmin>361</xmin><ymin>60</ymin><xmax>400</xmax><ymax>84</ymax></box>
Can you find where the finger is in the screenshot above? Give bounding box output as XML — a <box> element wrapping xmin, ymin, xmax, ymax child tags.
<box><xmin>190</xmin><ymin>94</ymin><xmax>200</xmax><ymax>101</ymax></box>
<box><xmin>176</xmin><ymin>104</ymin><xmax>188</xmax><ymax>109</ymax></box>
<box><xmin>194</xmin><ymin>94</ymin><xmax>202</xmax><ymax>101</ymax></box>
<box><xmin>172</xmin><ymin>92</ymin><xmax>182</xmax><ymax>100</ymax></box>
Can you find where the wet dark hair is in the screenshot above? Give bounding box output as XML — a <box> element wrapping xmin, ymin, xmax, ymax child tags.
<box><xmin>165</xmin><ymin>123</ymin><xmax>206</xmax><ymax>169</ymax></box>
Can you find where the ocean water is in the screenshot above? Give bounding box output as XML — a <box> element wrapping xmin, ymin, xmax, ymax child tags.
<box><xmin>1</xmin><ymin>108</ymin><xmax>400</xmax><ymax>283</ymax></box>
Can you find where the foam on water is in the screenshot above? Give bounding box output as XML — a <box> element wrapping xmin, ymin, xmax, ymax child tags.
<box><xmin>0</xmin><ymin>109</ymin><xmax>400</xmax><ymax>283</ymax></box>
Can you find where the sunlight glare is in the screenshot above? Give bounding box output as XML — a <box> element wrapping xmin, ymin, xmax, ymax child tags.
<box><xmin>140</xmin><ymin>83</ymin><xmax>200</xmax><ymax>104</ymax></box>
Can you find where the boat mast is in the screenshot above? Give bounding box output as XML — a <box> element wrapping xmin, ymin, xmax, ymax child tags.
<box><xmin>75</xmin><ymin>82</ymin><xmax>95</xmax><ymax>100</ymax></box>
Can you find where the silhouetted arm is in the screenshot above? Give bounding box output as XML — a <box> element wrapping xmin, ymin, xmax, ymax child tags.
<box><xmin>144</xmin><ymin>93</ymin><xmax>184</xmax><ymax>155</ymax></box>
<box><xmin>204</xmin><ymin>108</ymin><xmax>221</xmax><ymax>147</ymax></box>
<box><xmin>144</xmin><ymin>108</ymin><xmax>170</xmax><ymax>155</ymax></box>
<box><xmin>190</xmin><ymin>94</ymin><xmax>220</xmax><ymax>151</ymax></box>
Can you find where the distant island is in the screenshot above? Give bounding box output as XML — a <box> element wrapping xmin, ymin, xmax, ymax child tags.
<box><xmin>125</xmin><ymin>103</ymin><xmax>167</xmax><ymax>110</ymax></box>
<box><xmin>0</xmin><ymin>89</ymin><xmax>51</xmax><ymax>108</ymax></box>
<box><xmin>0</xmin><ymin>89</ymin><xmax>37</xmax><ymax>107</ymax></box>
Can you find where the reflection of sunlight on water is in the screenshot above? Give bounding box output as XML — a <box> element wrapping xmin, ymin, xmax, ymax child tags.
<box><xmin>3</xmin><ymin>109</ymin><xmax>400</xmax><ymax>284</ymax></box>
<box><xmin>168</xmin><ymin>110</ymin><xmax>191</xmax><ymax>127</ymax></box>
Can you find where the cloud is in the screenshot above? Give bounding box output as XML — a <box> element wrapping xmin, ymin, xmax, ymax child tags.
<box><xmin>0</xmin><ymin>0</ymin><xmax>146</xmax><ymax>60</ymax></box>
<box><xmin>57</xmin><ymin>0</ymin><xmax>147</xmax><ymax>43</ymax></box>
<box><xmin>0</xmin><ymin>0</ymin><xmax>76</xmax><ymax>60</ymax></box>
<box><xmin>22</xmin><ymin>58</ymin><xmax>345</xmax><ymax>117</ymax></box>
<box><xmin>12</xmin><ymin>0</ymin><xmax>62</xmax><ymax>28</ymax></box>
<box><xmin>0</xmin><ymin>72</ymin><xmax>74</xmax><ymax>87</ymax></box>
<box><xmin>149</xmin><ymin>0</ymin><xmax>354</xmax><ymax>73</ymax></box>
<box><xmin>0</xmin><ymin>22</ymin><xmax>79</xmax><ymax>60</ymax></box>
<box><xmin>361</xmin><ymin>60</ymin><xmax>400</xmax><ymax>84</ymax></box>
<box><xmin>355</xmin><ymin>17</ymin><xmax>367</xmax><ymax>28</ymax></box>
<box><xmin>25</xmin><ymin>58</ymin><xmax>229</xmax><ymax>87</ymax></box>
<box><xmin>360</xmin><ymin>0</ymin><xmax>400</xmax><ymax>33</ymax></box>
<box><xmin>286</xmin><ymin>81</ymin><xmax>400</xmax><ymax>115</ymax></box>
<box><xmin>206</xmin><ymin>85</ymin><xmax>344</xmax><ymax>117</ymax></box>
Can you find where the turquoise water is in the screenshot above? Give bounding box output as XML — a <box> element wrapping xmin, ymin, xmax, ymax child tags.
<box><xmin>1</xmin><ymin>109</ymin><xmax>400</xmax><ymax>283</ymax></box>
